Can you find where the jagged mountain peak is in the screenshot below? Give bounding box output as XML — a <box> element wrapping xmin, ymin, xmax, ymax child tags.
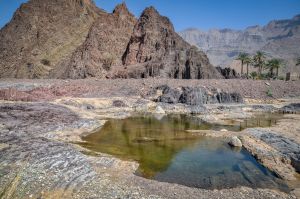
<box><xmin>142</xmin><ymin>6</ymin><xmax>159</xmax><ymax>15</ymax></box>
<box><xmin>138</xmin><ymin>6</ymin><xmax>175</xmax><ymax>33</ymax></box>
<box><xmin>113</xmin><ymin>2</ymin><xmax>134</xmax><ymax>18</ymax></box>
<box><xmin>0</xmin><ymin>2</ymin><xmax>221</xmax><ymax>79</ymax></box>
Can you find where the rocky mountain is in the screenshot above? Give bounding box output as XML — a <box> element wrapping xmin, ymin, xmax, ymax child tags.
<box><xmin>0</xmin><ymin>0</ymin><xmax>222</xmax><ymax>79</ymax></box>
<box><xmin>179</xmin><ymin>15</ymin><xmax>300</xmax><ymax>74</ymax></box>
<box><xmin>0</xmin><ymin>0</ymin><xmax>101</xmax><ymax>78</ymax></box>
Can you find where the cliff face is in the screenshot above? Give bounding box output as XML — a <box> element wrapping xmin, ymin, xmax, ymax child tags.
<box><xmin>179</xmin><ymin>14</ymin><xmax>300</xmax><ymax>74</ymax></box>
<box><xmin>0</xmin><ymin>0</ymin><xmax>100</xmax><ymax>78</ymax></box>
<box><xmin>118</xmin><ymin>7</ymin><xmax>222</xmax><ymax>79</ymax></box>
<box><xmin>0</xmin><ymin>1</ymin><xmax>222</xmax><ymax>79</ymax></box>
<box><xmin>61</xmin><ymin>3</ymin><xmax>137</xmax><ymax>79</ymax></box>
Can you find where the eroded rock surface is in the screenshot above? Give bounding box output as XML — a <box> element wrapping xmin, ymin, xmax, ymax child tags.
<box><xmin>0</xmin><ymin>100</ymin><xmax>298</xmax><ymax>198</ymax></box>
<box><xmin>148</xmin><ymin>85</ymin><xmax>244</xmax><ymax>105</ymax></box>
<box><xmin>116</xmin><ymin>7</ymin><xmax>222</xmax><ymax>79</ymax></box>
<box><xmin>247</xmin><ymin>129</ymin><xmax>300</xmax><ymax>173</ymax></box>
<box><xmin>62</xmin><ymin>3</ymin><xmax>137</xmax><ymax>79</ymax></box>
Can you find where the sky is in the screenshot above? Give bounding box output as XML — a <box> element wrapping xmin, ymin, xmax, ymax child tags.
<box><xmin>0</xmin><ymin>0</ymin><xmax>300</xmax><ymax>31</ymax></box>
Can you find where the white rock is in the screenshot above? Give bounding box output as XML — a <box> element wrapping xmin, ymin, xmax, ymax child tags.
<box><xmin>228</xmin><ymin>136</ymin><xmax>243</xmax><ymax>147</ymax></box>
<box><xmin>154</xmin><ymin>106</ymin><xmax>166</xmax><ymax>114</ymax></box>
<box><xmin>220</xmin><ymin>129</ymin><xmax>228</xmax><ymax>132</ymax></box>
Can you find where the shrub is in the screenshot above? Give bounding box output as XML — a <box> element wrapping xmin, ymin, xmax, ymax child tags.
<box><xmin>41</xmin><ymin>59</ymin><xmax>51</xmax><ymax>66</ymax></box>
<box><xmin>250</xmin><ymin>71</ymin><xmax>257</xmax><ymax>79</ymax></box>
<box><xmin>102</xmin><ymin>53</ymin><xmax>116</xmax><ymax>71</ymax></box>
<box><xmin>266</xmin><ymin>88</ymin><xmax>273</xmax><ymax>97</ymax></box>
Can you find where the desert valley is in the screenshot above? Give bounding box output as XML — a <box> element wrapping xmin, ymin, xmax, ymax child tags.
<box><xmin>0</xmin><ymin>0</ymin><xmax>300</xmax><ymax>199</ymax></box>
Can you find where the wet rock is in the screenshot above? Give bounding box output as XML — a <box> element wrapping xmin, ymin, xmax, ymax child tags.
<box><xmin>280</xmin><ymin>103</ymin><xmax>300</xmax><ymax>114</ymax></box>
<box><xmin>113</xmin><ymin>100</ymin><xmax>127</xmax><ymax>107</ymax></box>
<box><xmin>179</xmin><ymin>87</ymin><xmax>208</xmax><ymax>105</ymax></box>
<box><xmin>211</xmin><ymin>89</ymin><xmax>244</xmax><ymax>104</ymax></box>
<box><xmin>248</xmin><ymin>129</ymin><xmax>300</xmax><ymax>172</ymax></box>
<box><xmin>228</xmin><ymin>136</ymin><xmax>243</xmax><ymax>147</ymax></box>
<box><xmin>134</xmin><ymin>137</ymin><xmax>159</xmax><ymax>143</ymax></box>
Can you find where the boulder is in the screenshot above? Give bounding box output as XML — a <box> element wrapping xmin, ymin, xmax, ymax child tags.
<box><xmin>154</xmin><ymin>106</ymin><xmax>166</xmax><ymax>114</ymax></box>
<box><xmin>179</xmin><ymin>87</ymin><xmax>208</xmax><ymax>105</ymax></box>
<box><xmin>228</xmin><ymin>136</ymin><xmax>243</xmax><ymax>147</ymax></box>
<box><xmin>148</xmin><ymin>85</ymin><xmax>244</xmax><ymax>105</ymax></box>
<box><xmin>113</xmin><ymin>100</ymin><xmax>127</xmax><ymax>107</ymax></box>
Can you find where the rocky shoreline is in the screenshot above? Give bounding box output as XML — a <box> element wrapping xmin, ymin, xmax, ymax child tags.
<box><xmin>0</xmin><ymin>79</ymin><xmax>300</xmax><ymax>199</ymax></box>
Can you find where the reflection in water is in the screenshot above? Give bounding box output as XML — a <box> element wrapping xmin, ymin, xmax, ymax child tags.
<box><xmin>80</xmin><ymin>113</ymin><xmax>289</xmax><ymax>191</ymax></box>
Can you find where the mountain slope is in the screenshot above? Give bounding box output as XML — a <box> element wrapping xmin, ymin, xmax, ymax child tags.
<box><xmin>179</xmin><ymin>14</ymin><xmax>300</xmax><ymax>74</ymax></box>
<box><xmin>0</xmin><ymin>0</ymin><xmax>101</xmax><ymax>78</ymax></box>
<box><xmin>119</xmin><ymin>7</ymin><xmax>222</xmax><ymax>79</ymax></box>
<box><xmin>60</xmin><ymin>3</ymin><xmax>137</xmax><ymax>79</ymax></box>
<box><xmin>0</xmin><ymin>0</ymin><xmax>221</xmax><ymax>79</ymax></box>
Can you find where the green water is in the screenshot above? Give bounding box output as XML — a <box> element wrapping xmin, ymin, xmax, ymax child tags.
<box><xmin>80</xmin><ymin>113</ymin><xmax>289</xmax><ymax>191</ymax></box>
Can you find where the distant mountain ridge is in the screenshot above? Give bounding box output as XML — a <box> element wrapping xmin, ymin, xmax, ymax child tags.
<box><xmin>179</xmin><ymin>14</ymin><xmax>300</xmax><ymax>74</ymax></box>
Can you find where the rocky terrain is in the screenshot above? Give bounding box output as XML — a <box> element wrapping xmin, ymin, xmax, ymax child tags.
<box><xmin>0</xmin><ymin>79</ymin><xmax>300</xmax><ymax>198</ymax></box>
<box><xmin>0</xmin><ymin>0</ymin><xmax>221</xmax><ymax>79</ymax></box>
<box><xmin>179</xmin><ymin>14</ymin><xmax>300</xmax><ymax>75</ymax></box>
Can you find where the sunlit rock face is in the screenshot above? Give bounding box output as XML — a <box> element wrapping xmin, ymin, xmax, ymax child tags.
<box><xmin>0</xmin><ymin>1</ymin><xmax>222</xmax><ymax>79</ymax></box>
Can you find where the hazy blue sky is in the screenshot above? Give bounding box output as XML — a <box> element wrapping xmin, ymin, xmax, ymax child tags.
<box><xmin>1</xmin><ymin>0</ymin><xmax>300</xmax><ymax>31</ymax></box>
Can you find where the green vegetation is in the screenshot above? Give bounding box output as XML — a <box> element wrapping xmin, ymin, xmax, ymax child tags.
<box><xmin>266</xmin><ymin>88</ymin><xmax>273</xmax><ymax>97</ymax></box>
<box><xmin>250</xmin><ymin>71</ymin><xmax>258</xmax><ymax>79</ymax></box>
<box><xmin>253</xmin><ymin>51</ymin><xmax>266</xmax><ymax>77</ymax></box>
<box><xmin>235</xmin><ymin>52</ymin><xmax>287</xmax><ymax>80</ymax></box>
<box><xmin>244</xmin><ymin>56</ymin><xmax>252</xmax><ymax>78</ymax></box>
<box><xmin>265</xmin><ymin>58</ymin><xmax>283</xmax><ymax>78</ymax></box>
<box><xmin>236</xmin><ymin>53</ymin><xmax>249</xmax><ymax>75</ymax></box>
<box><xmin>296</xmin><ymin>57</ymin><xmax>300</xmax><ymax>66</ymax></box>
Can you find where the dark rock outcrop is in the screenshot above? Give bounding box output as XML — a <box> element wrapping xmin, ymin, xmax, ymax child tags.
<box><xmin>148</xmin><ymin>85</ymin><xmax>244</xmax><ymax>105</ymax></box>
<box><xmin>279</xmin><ymin>103</ymin><xmax>300</xmax><ymax>114</ymax></box>
<box><xmin>216</xmin><ymin>67</ymin><xmax>239</xmax><ymax>79</ymax></box>
<box><xmin>118</xmin><ymin>7</ymin><xmax>222</xmax><ymax>79</ymax></box>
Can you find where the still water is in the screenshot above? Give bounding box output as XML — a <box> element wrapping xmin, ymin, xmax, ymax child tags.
<box><xmin>80</xmin><ymin>113</ymin><xmax>289</xmax><ymax>191</ymax></box>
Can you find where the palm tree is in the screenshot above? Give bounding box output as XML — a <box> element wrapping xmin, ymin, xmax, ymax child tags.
<box><xmin>266</xmin><ymin>58</ymin><xmax>282</xmax><ymax>78</ymax></box>
<box><xmin>296</xmin><ymin>58</ymin><xmax>300</xmax><ymax>66</ymax></box>
<box><xmin>244</xmin><ymin>56</ymin><xmax>252</xmax><ymax>78</ymax></box>
<box><xmin>253</xmin><ymin>51</ymin><xmax>266</xmax><ymax>76</ymax></box>
<box><xmin>236</xmin><ymin>53</ymin><xmax>248</xmax><ymax>75</ymax></box>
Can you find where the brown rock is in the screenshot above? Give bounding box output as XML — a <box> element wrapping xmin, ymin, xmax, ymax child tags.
<box><xmin>119</xmin><ymin>7</ymin><xmax>222</xmax><ymax>79</ymax></box>
<box><xmin>0</xmin><ymin>2</ymin><xmax>222</xmax><ymax>79</ymax></box>
<box><xmin>0</xmin><ymin>0</ymin><xmax>100</xmax><ymax>78</ymax></box>
<box><xmin>61</xmin><ymin>3</ymin><xmax>137</xmax><ymax>79</ymax></box>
